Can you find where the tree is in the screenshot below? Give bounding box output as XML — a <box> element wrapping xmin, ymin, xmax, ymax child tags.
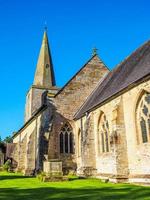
<box><xmin>0</xmin><ymin>136</ymin><xmax>2</xmax><ymax>143</ymax></box>
<box><xmin>3</xmin><ymin>136</ymin><xmax>13</xmax><ymax>143</ymax></box>
<box><xmin>0</xmin><ymin>135</ymin><xmax>5</xmax><ymax>151</ymax></box>
<box><xmin>3</xmin><ymin>159</ymin><xmax>12</xmax><ymax>171</ymax></box>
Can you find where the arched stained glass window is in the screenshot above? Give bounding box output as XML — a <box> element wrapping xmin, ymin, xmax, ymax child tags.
<box><xmin>101</xmin><ymin>132</ymin><xmax>105</xmax><ymax>152</ymax></box>
<box><xmin>105</xmin><ymin>132</ymin><xmax>109</xmax><ymax>152</ymax></box>
<box><xmin>65</xmin><ymin>132</ymin><xmax>68</xmax><ymax>153</ymax></box>
<box><xmin>136</xmin><ymin>92</ymin><xmax>150</xmax><ymax>143</ymax></box>
<box><xmin>59</xmin><ymin>123</ymin><xmax>74</xmax><ymax>154</ymax></box>
<box><xmin>70</xmin><ymin>132</ymin><xmax>73</xmax><ymax>154</ymax></box>
<box><xmin>98</xmin><ymin>113</ymin><xmax>110</xmax><ymax>153</ymax></box>
<box><xmin>60</xmin><ymin>132</ymin><xmax>63</xmax><ymax>153</ymax></box>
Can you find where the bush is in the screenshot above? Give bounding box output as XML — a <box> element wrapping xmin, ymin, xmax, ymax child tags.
<box><xmin>3</xmin><ymin>159</ymin><xmax>12</xmax><ymax>172</ymax></box>
<box><xmin>37</xmin><ymin>171</ymin><xmax>46</xmax><ymax>181</ymax></box>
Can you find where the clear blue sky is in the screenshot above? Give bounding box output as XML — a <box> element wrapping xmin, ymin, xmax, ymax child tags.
<box><xmin>0</xmin><ymin>0</ymin><xmax>150</xmax><ymax>139</ymax></box>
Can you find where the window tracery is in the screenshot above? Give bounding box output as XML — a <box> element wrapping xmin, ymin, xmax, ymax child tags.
<box><xmin>136</xmin><ymin>92</ymin><xmax>150</xmax><ymax>143</ymax></box>
<box><xmin>98</xmin><ymin>113</ymin><xmax>110</xmax><ymax>153</ymax></box>
<box><xmin>59</xmin><ymin>123</ymin><xmax>74</xmax><ymax>154</ymax></box>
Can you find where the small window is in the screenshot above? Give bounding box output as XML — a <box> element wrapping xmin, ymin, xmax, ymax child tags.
<box><xmin>46</xmin><ymin>64</ymin><xmax>49</xmax><ymax>68</ymax></box>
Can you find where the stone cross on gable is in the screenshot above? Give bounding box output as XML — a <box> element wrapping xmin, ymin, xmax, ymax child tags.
<box><xmin>92</xmin><ymin>47</ymin><xmax>98</xmax><ymax>56</ymax></box>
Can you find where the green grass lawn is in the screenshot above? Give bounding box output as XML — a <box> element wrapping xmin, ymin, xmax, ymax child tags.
<box><xmin>0</xmin><ymin>172</ymin><xmax>150</xmax><ymax>200</ymax></box>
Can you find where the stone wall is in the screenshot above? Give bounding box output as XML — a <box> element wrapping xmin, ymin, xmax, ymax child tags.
<box><xmin>76</xmin><ymin>99</ymin><xmax>121</xmax><ymax>178</ymax></box>
<box><xmin>75</xmin><ymin>78</ymin><xmax>150</xmax><ymax>183</ymax></box>
<box><xmin>25</xmin><ymin>89</ymin><xmax>32</xmax><ymax>122</ymax></box>
<box><xmin>11</xmin><ymin>143</ymin><xmax>19</xmax><ymax>169</ymax></box>
<box><xmin>93</xmin><ymin>102</ymin><xmax>118</xmax><ymax>178</ymax></box>
<box><xmin>25</xmin><ymin>85</ymin><xmax>59</xmax><ymax>122</ymax></box>
<box><xmin>13</xmin><ymin>114</ymin><xmax>38</xmax><ymax>174</ymax></box>
<box><xmin>25</xmin><ymin>87</ymin><xmax>46</xmax><ymax>122</ymax></box>
<box><xmin>123</xmin><ymin>79</ymin><xmax>150</xmax><ymax>183</ymax></box>
<box><xmin>47</xmin><ymin>111</ymin><xmax>77</xmax><ymax>173</ymax></box>
<box><xmin>25</xmin><ymin>130</ymin><xmax>36</xmax><ymax>175</ymax></box>
<box><xmin>0</xmin><ymin>151</ymin><xmax>4</xmax><ymax>166</ymax></box>
<box><xmin>50</xmin><ymin>55</ymin><xmax>109</xmax><ymax>173</ymax></box>
<box><xmin>54</xmin><ymin>55</ymin><xmax>109</xmax><ymax>120</ymax></box>
<box><xmin>78</xmin><ymin>113</ymin><xmax>97</xmax><ymax>176</ymax></box>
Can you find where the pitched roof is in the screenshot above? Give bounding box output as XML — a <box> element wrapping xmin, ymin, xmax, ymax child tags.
<box><xmin>55</xmin><ymin>54</ymin><xmax>109</xmax><ymax>97</ymax></box>
<box><xmin>75</xmin><ymin>40</ymin><xmax>150</xmax><ymax>119</ymax></box>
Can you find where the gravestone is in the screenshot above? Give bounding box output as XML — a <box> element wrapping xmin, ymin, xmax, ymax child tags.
<box><xmin>43</xmin><ymin>159</ymin><xmax>63</xmax><ymax>177</ymax></box>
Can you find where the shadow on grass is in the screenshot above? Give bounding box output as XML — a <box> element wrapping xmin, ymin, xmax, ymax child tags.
<box><xmin>68</xmin><ymin>176</ymin><xmax>83</xmax><ymax>181</ymax></box>
<box><xmin>0</xmin><ymin>175</ymin><xmax>32</xmax><ymax>180</ymax></box>
<box><xmin>0</xmin><ymin>174</ymin><xmax>150</xmax><ymax>200</ymax></box>
<box><xmin>0</xmin><ymin>186</ymin><xmax>150</xmax><ymax>200</ymax></box>
<box><xmin>0</xmin><ymin>175</ymin><xmax>33</xmax><ymax>180</ymax></box>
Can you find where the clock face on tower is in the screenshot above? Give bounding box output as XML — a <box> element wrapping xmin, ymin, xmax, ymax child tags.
<box><xmin>46</xmin><ymin>64</ymin><xmax>49</xmax><ymax>68</ymax></box>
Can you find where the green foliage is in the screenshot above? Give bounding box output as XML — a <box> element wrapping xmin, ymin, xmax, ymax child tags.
<box><xmin>36</xmin><ymin>171</ymin><xmax>46</xmax><ymax>181</ymax></box>
<box><xmin>0</xmin><ymin>134</ymin><xmax>13</xmax><ymax>145</ymax></box>
<box><xmin>0</xmin><ymin>135</ymin><xmax>2</xmax><ymax>143</ymax></box>
<box><xmin>0</xmin><ymin>135</ymin><xmax>4</xmax><ymax>146</ymax></box>
<box><xmin>3</xmin><ymin>135</ymin><xmax>13</xmax><ymax>143</ymax></box>
<box><xmin>3</xmin><ymin>160</ymin><xmax>12</xmax><ymax>172</ymax></box>
<box><xmin>0</xmin><ymin>141</ymin><xmax>5</xmax><ymax>149</ymax></box>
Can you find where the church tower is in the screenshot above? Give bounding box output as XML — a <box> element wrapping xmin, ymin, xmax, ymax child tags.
<box><xmin>25</xmin><ymin>30</ymin><xmax>59</xmax><ymax>122</ymax></box>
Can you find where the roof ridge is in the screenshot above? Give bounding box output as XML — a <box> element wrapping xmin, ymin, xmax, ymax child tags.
<box><xmin>112</xmin><ymin>39</ymin><xmax>150</xmax><ymax>73</ymax></box>
<box><xmin>75</xmin><ymin>39</ymin><xmax>150</xmax><ymax>119</ymax></box>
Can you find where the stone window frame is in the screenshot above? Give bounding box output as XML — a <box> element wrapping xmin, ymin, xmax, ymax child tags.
<box><xmin>98</xmin><ymin>112</ymin><xmax>110</xmax><ymax>154</ymax></box>
<box><xmin>136</xmin><ymin>90</ymin><xmax>150</xmax><ymax>144</ymax></box>
<box><xmin>59</xmin><ymin>123</ymin><xmax>74</xmax><ymax>154</ymax></box>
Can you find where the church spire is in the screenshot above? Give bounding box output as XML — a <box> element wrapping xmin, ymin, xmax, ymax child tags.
<box><xmin>33</xmin><ymin>30</ymin><xmax>56</xmax><ymax>88</ymax></box>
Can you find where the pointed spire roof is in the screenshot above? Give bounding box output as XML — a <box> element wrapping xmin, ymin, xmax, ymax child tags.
<box><xmin>33</xmin><ymin>30</ymin><xmax>56</xmax><ymax>88</ymax></box>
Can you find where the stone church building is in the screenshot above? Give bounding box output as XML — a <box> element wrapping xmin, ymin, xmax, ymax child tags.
<box><xmin>12</xmin><ymin>30</ymin><xmax>150</xmax><ymax>183</ymax></box>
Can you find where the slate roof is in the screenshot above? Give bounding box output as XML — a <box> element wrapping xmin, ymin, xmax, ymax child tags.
<box><xmin>75</xmin><ymin>40</ymin><xmax>150</xmax><ymax>119</ymax></box>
